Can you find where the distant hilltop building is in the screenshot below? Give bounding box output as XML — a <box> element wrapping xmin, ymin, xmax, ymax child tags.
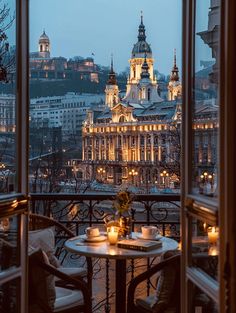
<box><xmin>29</xmin><ymin>30</ymin><xmax>99</xmax><ymax>82</ymax></box>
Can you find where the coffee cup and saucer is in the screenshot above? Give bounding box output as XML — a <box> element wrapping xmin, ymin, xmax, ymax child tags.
<box><xmin>84</xmin><ymin>227</ymin><xmax>106</xmax><ymax>242</ymax></box>
<box><xmin>136</xmin><ymin>226</ymin><xmax>161</xmax><ymax>240</ymax></box>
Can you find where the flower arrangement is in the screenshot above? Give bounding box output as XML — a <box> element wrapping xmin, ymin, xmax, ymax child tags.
<box><xmin>113</xmin><ymin>190</ymin><xmax>132</xmax><ymax>216</ymax></box>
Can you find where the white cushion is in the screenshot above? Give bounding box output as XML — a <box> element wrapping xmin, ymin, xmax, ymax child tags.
<box><xmin>57</xmin><ymin>267</ymin><xmax>87</xmax><ymax>278</ymax></box>
<box><xmin>136</xmin><ymin>295</ymin><xmax>157</xmax><ymax>312</ymax></box>
<box><xmin>29</xmin><ymin>228</ymin><xmax>55</xmax><ymax>258</ymax></box>
<box><xmin>54</xmin><ymin>287</ymin><xmax>84</xmax><ymax>312</ymax></box>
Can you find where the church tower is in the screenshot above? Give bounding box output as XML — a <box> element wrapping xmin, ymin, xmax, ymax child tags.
<box><xmin>124</xmin><ymin>13</ymin><xmax>162</xmax><ymax>104</ymax></box>
<box><xmin>168</xmin><ymin>49</ymin><xmax>182</xmax><ymax>100</ymax></box>
<box><xmin>38</xmin><ymin>30</ymin><xmax>50</xmax><ymax>58</ymax></box>
<box><xmin>105</xmin><ymin>56</ymin><xmax>119</xmax><ymax>108</ymax></box>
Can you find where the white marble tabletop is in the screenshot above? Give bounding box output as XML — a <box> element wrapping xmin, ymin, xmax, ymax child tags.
<box><xmin>65</xmin><ymin>232</ymin><xmax>179</xmax><ymax>259</ymax></box>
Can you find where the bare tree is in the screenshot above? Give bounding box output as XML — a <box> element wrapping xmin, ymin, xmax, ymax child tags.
<box><xmin>160</xmin><ymin>121</ymin><xmax>181</xmax><ymax>183</ymax></box>
<box><xmin>0</xmin><ymin>0</ymin><xmax>15</xmax><ymax>82</ymax></box>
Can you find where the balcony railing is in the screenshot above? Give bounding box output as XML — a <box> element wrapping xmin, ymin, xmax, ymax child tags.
<box><xmin>30</xmin><ymin>193</ymin><xmax>181</xmax><ymax>313</ymax></box>
<box><xmin>30</xmin><ymin>193</ymin><xmax>181</xmax><ymax>240</ymax></box>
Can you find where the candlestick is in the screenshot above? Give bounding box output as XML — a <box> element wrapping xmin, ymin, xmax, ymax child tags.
<box><xmin>207</xmin><ymin>226</ymin><xmax>219</xmax><ymax>245</ymax></box>
<box><xmin>107</xmin><ymin>226</ymin><xmax>119</xmax><ymax>245</ymax></box>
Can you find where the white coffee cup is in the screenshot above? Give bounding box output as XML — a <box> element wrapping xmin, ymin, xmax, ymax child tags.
<box><xmin>141</xmin><ymin>226</ymin><xmax>158</xmax><ymax>239</ymax></box>
<box><xmin>85</xmin><ymin>227</ymin><xmax>100</xmax><ymax>238</ymax></box>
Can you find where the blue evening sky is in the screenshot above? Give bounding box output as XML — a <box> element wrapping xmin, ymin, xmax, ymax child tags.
<box><xmin>30</xmin><ymin>0</ymin><xmax>183</xmax><ymax>75</ymax></box>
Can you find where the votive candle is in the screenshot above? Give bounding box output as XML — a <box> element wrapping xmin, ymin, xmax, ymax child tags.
<box><xmin>207</xmin><ymin>226</ymin><xmax>219</xmax><ymax>245</ymax></box>
<box><xmin>107</xmin><ymin>226</ymin><xmax>119</xmax><ymax>245</ymax></box>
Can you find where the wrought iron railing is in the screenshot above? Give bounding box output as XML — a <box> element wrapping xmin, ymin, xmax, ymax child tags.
<box><xmin>30</xmin><ymin>193</ymin><xmax>181</xmax><ymax>240</ymax></box>
<box><xmin>30</xmin><ymin>193</ymin><xmax>181</xmax><ymax>313</ymax></box>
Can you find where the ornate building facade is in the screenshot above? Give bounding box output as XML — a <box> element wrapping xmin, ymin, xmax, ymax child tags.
<box><xmin>81</xmin><ymin>15</ymin><xmax>182</xmax><ymax>189</ymax></box>
<box><xmin>81</xmin><ymin>14</ymin><xmax>218</xmax><ymax>192</ymax></box>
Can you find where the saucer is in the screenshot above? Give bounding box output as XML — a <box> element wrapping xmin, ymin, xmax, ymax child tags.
<box><xmin>136</xmin><ymin>233</ymin><xmax>162</xmax><ymax>241</ymax></box>
<box><xmin>82</xmin><ymin>234</ymin><xmax>107</xmax><ymax>242</ymax></box>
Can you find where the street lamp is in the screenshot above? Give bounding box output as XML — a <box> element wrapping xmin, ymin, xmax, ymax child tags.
<box><xmin>160</xmin><ymin>170</ymin><xmax>169</xmax><ymax>188</ymax></box>
<box><xmin>97</xmin><ymin>167</ymin><xmax>106</xmax><ymax>182</ymax></box>
<box><xmin>199</xmin><ymin>171</ymin><xmax>214</xmax><ymax>195</ymax></box>
<box><xmin>128</xmin><ymin>169</ymin><xmax>138</xmax><ymax>185</ymax></box>
<box><xmin>72</xmin><ymin>167</ymin><xmax>79</xmax><ymax>178</ymax></box>
<box><xmin>0</xmin><ymin>163</ymin><xmax>6</xmax><ymax>170</ymax></box>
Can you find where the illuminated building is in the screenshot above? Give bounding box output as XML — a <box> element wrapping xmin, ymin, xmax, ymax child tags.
<box><xmin>82</xmin><ymin>14</ymin><xmax>182</xmax><ymax>188</ymax></box>
<box><xmin>29</xmin><ymin>31</ymin><xmax>99</xmax><ymax>82</ymax></box>
<box><xmin>81</xmin><ymin>14</ymin><xmax>219</xmax><ymax>189</ymax></box>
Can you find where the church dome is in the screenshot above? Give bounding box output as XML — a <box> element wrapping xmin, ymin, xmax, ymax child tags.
<box><xmin>39</xmin><ymin>30</ymin><xmax>50</xmax><ymax>43</ymax></box>
<box><xmin>132</xmin><ymin>41</ymin><xmax>152</xmax><ymax>56</ymax></box>
<box><xmin>132</xmin><ymin>14</ymin><xmax>152</xmax><ymax>57</ymax></box>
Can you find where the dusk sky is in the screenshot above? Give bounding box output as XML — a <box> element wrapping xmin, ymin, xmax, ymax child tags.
<box><xmin>30</xmin><ymin>0</ymin><xmax>183</xmax><ymax>75</ymax></box>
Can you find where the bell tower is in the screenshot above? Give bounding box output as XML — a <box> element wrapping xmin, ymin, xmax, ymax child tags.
<box><xmin>124</xmin><ymin>13</ymin><xmax>162</xmax><ymax>104</ymax></box>
<box><xmin>168</xmin><ymin>49</ymin><xmax>182</xmax><ymax>100</ymax></box>
<box><xmin>38</xmin><ymin>30</ymin><xmax>51</xmax><ymax>58</ymax></box>
<box><xmin>105</xmin><ymin>55</ymin><xmax>119</xmax><ymax>108</ymax></box>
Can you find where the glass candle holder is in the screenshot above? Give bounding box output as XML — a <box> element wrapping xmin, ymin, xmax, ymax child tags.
<box><xmin>207</xmin><ymin>226</ymin><xmax>219</xmax><ymax>246</ymax></box>
<box><xmin>107</xmin><ymin>226</ymin><xmax>119</xmax><ymax>245</ymax></box>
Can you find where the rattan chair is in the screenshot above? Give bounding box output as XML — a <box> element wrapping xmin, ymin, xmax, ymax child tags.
<box><xmin>127</xmin><ymin>253</ymin><xmax>181</xmax><ymax>313</ymax></box>
<box><xmin>28</xmin><ymin>213</ymin><xmax>92</xmax><ymax>296</ymax></box>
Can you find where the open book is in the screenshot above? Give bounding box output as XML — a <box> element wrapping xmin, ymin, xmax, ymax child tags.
<box><xmin>117</xmin><ymin>239</ymin><xmax>162</xmax><ymax>252</ymax></box>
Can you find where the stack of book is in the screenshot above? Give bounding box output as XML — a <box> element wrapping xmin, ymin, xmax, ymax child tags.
<box><xmin>117</xmin><ymin>239</ymin><xmax>162</xmax><ymax>252</ymax></box>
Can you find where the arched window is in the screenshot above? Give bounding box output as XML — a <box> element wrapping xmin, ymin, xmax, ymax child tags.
<box><xmin>119</xmin><ymin>116</ymin><xmax>125</xmax><ymax>123</ymax></box>
<box><xmin>139</xmin><ymin>89</ymin><xmax>142</xmax><ymax>99</ymax></box>
<box><xmin>40</xmin><ymin>44</ymin><xmax>43</xmax><ymax>52</ymax></box>
<box><xmin>148</xmin><ymin>88</ymin><xmax>151</xmax><ymax>101</ymax></box>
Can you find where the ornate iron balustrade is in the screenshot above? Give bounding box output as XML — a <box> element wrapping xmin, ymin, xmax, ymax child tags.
<box><xmin>30</xmin><ymin>193</ymin><xmax>181</xmax><ymax>239</ymax></box>
<box><xmin>30</xmin><ymin>193</ymin><xmax>181</xmax><ymax>313</ymax></box>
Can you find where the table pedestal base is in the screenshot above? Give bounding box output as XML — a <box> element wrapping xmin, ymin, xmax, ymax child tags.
<box><xmin>115</xmin><ymin>259</ymin><xmax>127</xmax><ymax>313</ymax></box>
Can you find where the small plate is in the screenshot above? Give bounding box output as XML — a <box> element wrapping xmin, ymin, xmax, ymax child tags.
<box><xmin>82</xmin><ymin>235</ymin><xmax>107</xmax><ymax>242</ymax></box>
<box><xmin>136</xmin><ymin>233</ymin><xmax>162</xmax><ymax>241</ymax></box>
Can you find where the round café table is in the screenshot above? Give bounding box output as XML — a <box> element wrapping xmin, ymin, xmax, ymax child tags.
<box><xmin>65</xmin><ymin>233</ymin><xmax>178</xmax><ymax>313</ymax></box>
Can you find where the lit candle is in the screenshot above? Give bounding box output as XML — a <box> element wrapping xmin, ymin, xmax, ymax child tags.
<box><xmin>208</xmin><ymin>246</ymin><xmax>218</xmax><ymax>256</ymax></box>
<box><xmin>107</xmin><ymin>226</ymin><xmax>119</xmax><ymax>245</ymax></box>
<box><xmin>207</xmin><ymin>227</ymin><xmax>219</xmax><ymax>245</ymax></box>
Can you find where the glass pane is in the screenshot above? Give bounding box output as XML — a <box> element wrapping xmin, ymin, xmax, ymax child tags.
<box><xmin>190</xmin><ymin>217</ymin><xmax>219</xmax><ymax>281</ymax></box>
<box><xmin>29</xmin><ymin>1</ymin><xmax>182</xmax><ymax>194</ymax></box>
<box><xmin>188</xmin><ymin>280</ymin><xmax>219</xmax><ymax>313</ymax></box>
<box><xmin>0</xmin><ymin>0</ymin><xmax>16</xmax><ymax>195</ymax></box>
<box><xmin>0</xmin><ymin>215</ymin><xmax>20</xmax><ymax>270</ymax></box>
<box><xmin>0</xmin><ymin>278</ymin><xmax>21</xmax><ymax>313</ymax></box>
<box><xmin>191</xmin><ymin>0</ymin><xmax>220</xmax><ymax>198</ymax></box>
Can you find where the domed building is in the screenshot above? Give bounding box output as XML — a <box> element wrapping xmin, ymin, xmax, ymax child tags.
<box><xmin>29</xmin><ymin>31</ymin><xmax>99</xmax><ymax>82</ymax></box>
<box><xmin>123</xmin><ymin>13</ymin><xmax>162</xmax><ymax>104</ymax></box>
<box><xmin>82</xmin><ymin>14</ymin><xmax>183</xmax><ymax>187</ymax></box>
<box><xmin>38</xmin><ymin>30</ymin><xmax>50</xmax><ymax>58</ymax></box>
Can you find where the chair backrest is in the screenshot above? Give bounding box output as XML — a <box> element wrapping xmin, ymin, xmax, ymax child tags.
<box><xmin>155</xmin><ymin>251</ymin><xmax>181</xmax><ymax>312</ymax></box>
<box><xmin>29</xmin><ymin>213</ymin><xmax>75</xmax><ymax>264</ymax></box>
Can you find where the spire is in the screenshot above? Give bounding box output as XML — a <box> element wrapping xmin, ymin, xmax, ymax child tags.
<box><xmin>170</xmin><ymin>49</ymin><xmax>179</xmax><ymax>82</ymax></box>
<box><xmin>107</xmin><ymin>54</ymin><xmax>117</xmax><ymax>85</ymax></box>
<box><xmin>138</xmin><ymin>11</ymin><xmax>146</xmax><ymax>41</ymax></box>
<box><xmin>174</xmin><ymin>48</ymin><xmax>177</xmax><ymax>67</ymax></box>
<box><xmin>141</xmin><ymin>51</ymin><xmax>150</xmax><ymax>79</ymax></box>
<box><xmin>111</xmin><ymin>53</ymin><xmax>114</xmax><ymax>73</ymax></box>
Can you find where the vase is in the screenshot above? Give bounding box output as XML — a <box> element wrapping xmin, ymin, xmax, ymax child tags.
<box><xmin>119</xmin><ymin>214</ymin><xmax>132</xmax><ymax>239</ymax></box>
